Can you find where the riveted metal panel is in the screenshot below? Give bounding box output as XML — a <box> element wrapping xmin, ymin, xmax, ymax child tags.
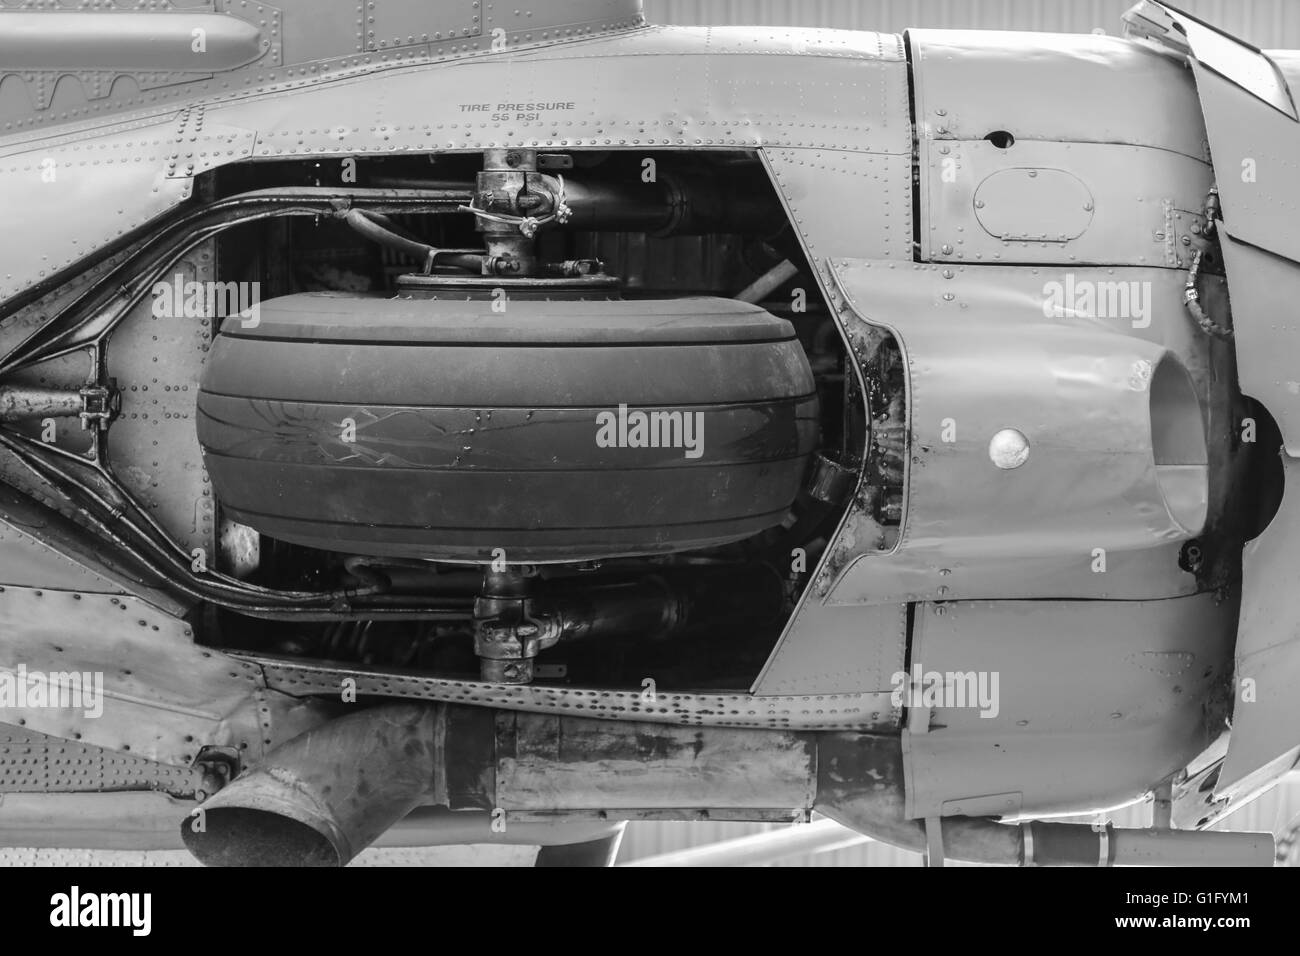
<box><xmin>214</xmin><ymin>26</ymin><xmax>908</xmax><ymax>159</ymax></box>
<box><xmin>907</xmin><ymin>28</ymin><xmax>1209</xmax><ymax>162</ymax></box>
<box><xmin>750</xmin><ymin>600</ymin><xmax>907</xmax><ymax>700</ymax></box>
<box><xmin>0</xmin><ymin>587</ymin><xmax>324</xmax><ymax>765</ymax></box>
<box><xmin>162</xmin><ymin>104</ymin><xmax>258</xmax><ymax>179</ymax></box>
<box><xmin>919</xmin><ymin>138</ymin><xmax>1212</xmax><ymax>266</ymax></box>
<box><xmin>902</xmin><ymin>592</ymin><xmax>1236</xmax><ymax>819</ymax></box>
<box><xmin>106</xmin><ymin>244</ymin><xmax>217</xmax><ymax>557</ymax></box>
<box><xmin>366</xmin><ymin>0</ymin><xmax>481</xmax><ymax>52</ymax></box>
<box><xmin>0</xmin><ymin>725</ymin><xmax>202</xmax><ymax>796</ymax></box>
<box><xmin>0</xmin><ymin>119</ymin><xmax>192</xmax><ymax>301</ymax></box>
<box><xmin>821</xmin><ymin>258</ymin><xmax>1226</xmax><ymax>606</ymax></box>
<box><xmin>764</xmin><ymin>147</ymin><xmax>912</xmax><ymax>263</ymax></box>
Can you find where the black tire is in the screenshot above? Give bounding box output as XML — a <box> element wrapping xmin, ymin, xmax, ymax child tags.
<box><xmin>197</xmin><ymin>292</ymin><xmax>819</xmax><ymax>561</ymax></box>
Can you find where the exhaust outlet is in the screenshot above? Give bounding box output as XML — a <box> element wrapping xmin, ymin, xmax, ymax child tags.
<box><xmin>182</xmin><ymin>703</ymin><xmax>447</xmax><ymax>867</ymax></box>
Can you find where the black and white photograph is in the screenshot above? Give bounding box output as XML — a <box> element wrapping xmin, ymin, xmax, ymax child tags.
<box><xmin>0</xmin><ymin>0</ymin><xmax>1290</xmax><ymax>931</ymax></box>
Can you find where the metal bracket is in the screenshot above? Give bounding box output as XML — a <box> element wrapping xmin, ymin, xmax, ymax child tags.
<box><xmin>78</xmin><ymin>381</ymin><xmax>119</xmax><ymax>431</ymax></box>
<box><xmin>193</xmin><ymin>744</ymin><xmax>242</xmax><ymax>800</ymax></box>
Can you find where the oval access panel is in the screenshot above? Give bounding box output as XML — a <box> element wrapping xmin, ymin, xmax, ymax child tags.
<box><xmin>973</xmin><ymin>168</ymin><xmax>1094</xmax><ymax>242</ymax></box>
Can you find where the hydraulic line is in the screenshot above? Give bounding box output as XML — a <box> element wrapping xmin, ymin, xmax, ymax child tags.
<box><xmin>0</xmin><ymin>186</ymin><xmax>477</xmax><ymax>618</ymax></box>
<box><xmin>0</xmin><ymin>186</ymin><xmax>471</xmax><ymax>375</ymax></box>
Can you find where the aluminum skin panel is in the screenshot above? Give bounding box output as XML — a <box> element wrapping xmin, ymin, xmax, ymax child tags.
<box><xmin>903</xmin><ymin>592</ymin><xmax>1236</xmax><ymax>819</ymax></box>
<box><xmin>821</xmin><ymin>259</ymin><xmax>1223</xmax><ymax>606</ymax></box>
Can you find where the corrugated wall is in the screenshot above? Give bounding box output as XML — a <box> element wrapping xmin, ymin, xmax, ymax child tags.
<box><xmin>644</xmin><ymin>0</ymin><xmax>1300</xmax><ymax>48</ymax></box>
<box><xmin>620</xmin><ymin>0</ymin><xmax>1300</xmax><ymax>866</ymax></box>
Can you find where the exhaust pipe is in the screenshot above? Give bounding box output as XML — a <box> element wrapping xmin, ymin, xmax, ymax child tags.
<box><xmin>182</xmin><ymin>703</ymin><xmax>449</xmax><ymax>866</ymax></box>
<box><xmin>181</xmin><ymin>703</ymin><xmax>634</xmax><ymax>866</ymax></box>
<box><xmin>182</xmin><ymin>703</ymin><xmax>816</xmax><ymax>866</ymax></box>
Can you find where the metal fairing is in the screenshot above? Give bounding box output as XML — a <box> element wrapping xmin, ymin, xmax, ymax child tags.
<box><xmin>756</xmin><ymin>25</ymin><xmax>1223</xmax><ymax>699</ymax></box>
<box><xmin>902</xmin><ymin>592</ymin><xmax>1236</xmax><ymax>819</ymax></box>
<box><xmin>1133</xmin><ymin>2</ymin><xmax>1300</xmax><ymax>809</ymax></box>
<box><xmin>821</xmin><ymin>259</ymin><xmax>1222</xmax><ymax>607</ymax></box>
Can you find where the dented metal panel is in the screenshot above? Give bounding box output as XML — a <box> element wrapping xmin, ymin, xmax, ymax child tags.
<box><xmin>902</xmin><ymin>592</ymin><xmax>1236</xmax><ymax>819</ymax></box>
<box><xmin>821</xmin><ymin>258</ymin><xmax>1217</xmax><ymax>606</ymax></box>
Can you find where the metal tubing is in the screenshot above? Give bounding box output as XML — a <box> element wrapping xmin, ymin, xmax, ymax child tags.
<box><xmin>0</xmin><ymin>186</ymin><xmax>471</xmax><ymax>373</ymax></box>
<box><xmin>182</xmin><ymin>703</ymin><xmax>453</xmax><ymax>866</ymax></box>
<box><xmin>736</xmin><ymin>259</ymin><xmax>799</xmax><ymax>304</ymax></box>
<box><xmin>0</xmin><ymin>386</ymin><xmax>85</xmax><ymax>421</ymax></box>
